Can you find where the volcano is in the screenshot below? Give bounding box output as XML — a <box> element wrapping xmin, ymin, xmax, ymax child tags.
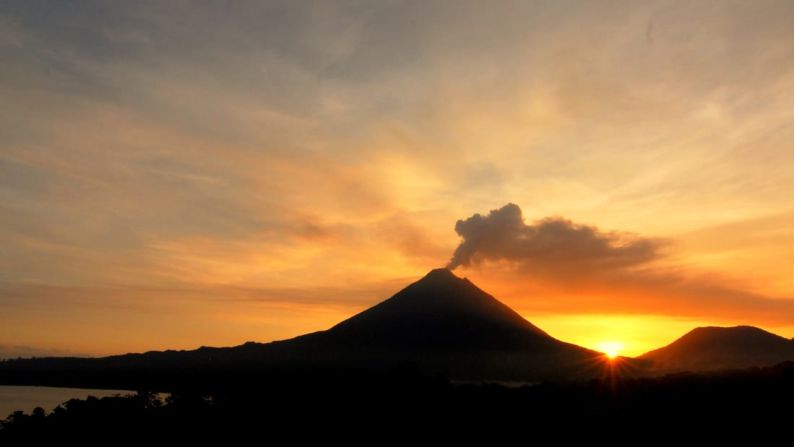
<box><xmin>282</xmin><ymin>268</ymin><xmax>605</xmax><ymax>379</ymax></box>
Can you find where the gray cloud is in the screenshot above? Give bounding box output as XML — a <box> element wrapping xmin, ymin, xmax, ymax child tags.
<box><xmin>447</xmin><ymin>203</ymin><xmax>663</xmax><ymax>273</ymax></box>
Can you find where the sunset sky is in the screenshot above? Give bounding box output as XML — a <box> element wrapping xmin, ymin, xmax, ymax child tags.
<box><xmin>2</xmin><ymin>1</ymin><xmax>794</xmax><ymax>358</ymax></box>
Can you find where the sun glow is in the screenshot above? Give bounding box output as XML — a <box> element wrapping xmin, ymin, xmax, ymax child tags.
<box><xmin>596</xmin><ymin>341</ymin><xmax>624</xmax><ymax>359</ymax></box>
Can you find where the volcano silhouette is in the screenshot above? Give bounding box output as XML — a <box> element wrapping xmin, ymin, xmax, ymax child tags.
<box><xmin>0</xmin><ymin>269</ymin><xmax>606</xmax><ymax>386</ymax></box>
<box><xmin>269</xmin><ymin>268</ymin><xmax>604</xmax><ymax>380</ymax></box>
<box><xmin>329</xmin><ymin>268</ymin><xmax>553</xmax><ymax>349</ymax></box>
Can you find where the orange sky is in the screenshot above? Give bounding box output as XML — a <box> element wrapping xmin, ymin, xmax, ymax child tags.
<box><xmin>2</xmin><ymin>1</ymin><xmax>794</xmax><ymax>358</ymax></box>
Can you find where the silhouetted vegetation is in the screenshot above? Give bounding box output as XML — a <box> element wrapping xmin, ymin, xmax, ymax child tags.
<box><xmin>2</xmin><ymin>361</ymin><xmax>793</xmax><ymax>441</ymax></box>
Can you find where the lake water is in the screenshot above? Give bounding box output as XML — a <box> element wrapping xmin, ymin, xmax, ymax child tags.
<box><xmin>0</xmin><ymin>385</ymin><xmax>133</xmax><ymax>419</ymax></box>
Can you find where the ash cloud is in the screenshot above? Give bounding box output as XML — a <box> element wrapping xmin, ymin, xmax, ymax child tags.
<box><xmin>447</xmin><ymin>203</ymin><xmax>663</xmax><ymax>273</ymax></box>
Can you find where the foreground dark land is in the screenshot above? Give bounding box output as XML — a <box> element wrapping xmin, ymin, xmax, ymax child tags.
<box><xmin>2</xmin><ymin>361</ymin><xmax>793</xmax><ymax>440</ymax></box>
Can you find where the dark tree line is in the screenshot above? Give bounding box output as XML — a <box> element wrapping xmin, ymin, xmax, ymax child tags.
<box><xmin>2</xmin><ymin>361</ymin><xmax>793</xmax><ymax>442</ymax></box>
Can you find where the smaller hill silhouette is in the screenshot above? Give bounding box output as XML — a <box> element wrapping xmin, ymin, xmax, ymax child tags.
<box><xmin>640</xmin><ymin>325</ymin><xmax>794</xmax><ymax>373</ymax></box>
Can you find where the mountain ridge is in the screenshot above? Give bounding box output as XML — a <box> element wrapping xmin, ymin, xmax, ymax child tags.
<box><xmin>640</xmin><ymin>325</ymin><xmax>794</xmax><ymax>373</ymax></box>
<box><xmin>0</xmin><ymin>268</ymin><xmax>606</xmax><ymax>387</ymax></box>
<box><xmin>6</xmin><ymin>269</ymin><xmax>794</xmax><ymax>389</ymax></box>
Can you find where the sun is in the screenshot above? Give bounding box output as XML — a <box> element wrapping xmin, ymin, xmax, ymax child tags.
<box><xmin>596</xmin><ymin>341</ymin><xmax>624</xmax><ymax>359</ymax></box>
